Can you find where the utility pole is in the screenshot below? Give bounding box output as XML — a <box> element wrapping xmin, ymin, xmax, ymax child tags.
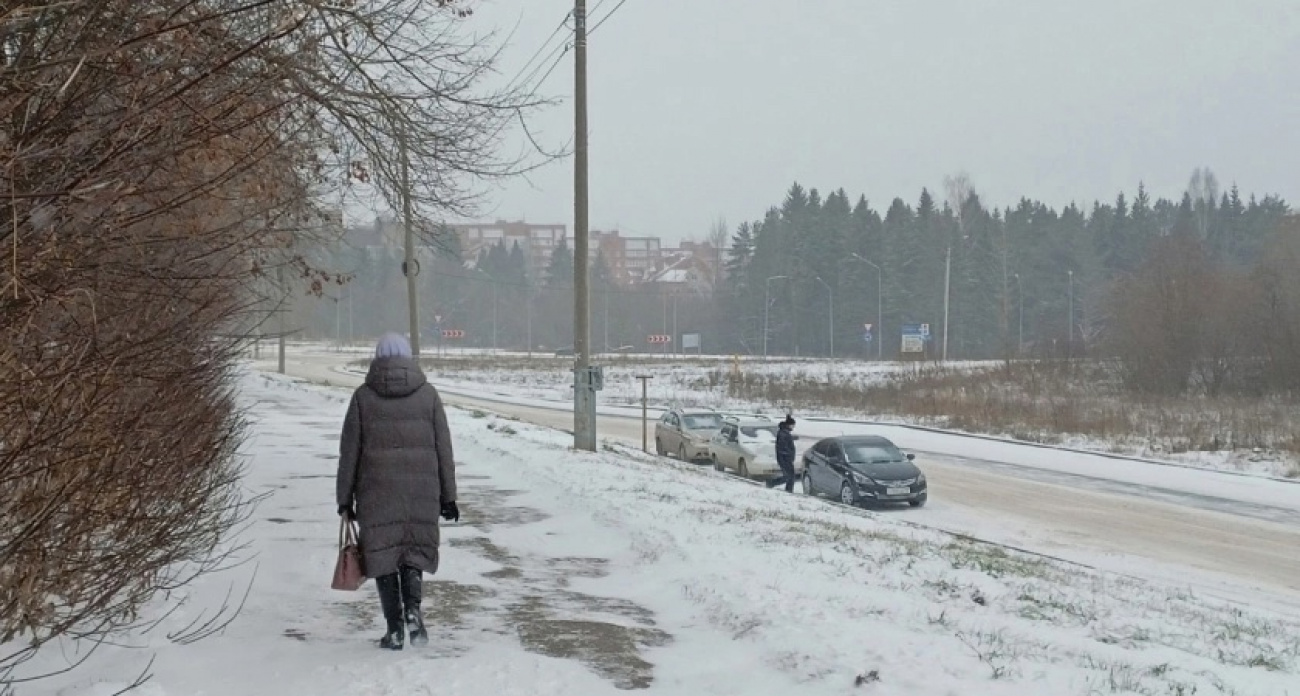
<box><xmin>813</xmin><ymin>276</ymin><xmax>833</xmax><ymax>360</ymax></box>
<box><xmin>1015</xmin><ymin>273</ymin><xmax>1023</xmax><ymax>356</ymax></box>
<box><xmin>942</xmin><ymin>246</ymin><xmax>951</xmax><ymax>362</ymax></box>
<box><xmin>572</xmin><ymin>0</ymin><xmax>596</xmax><ymax>451</ymax></box>
<box><xmin>1067</xmin><ymin>269</ymin><xmax>1074</xmax><ymax>360</ymax></box>
<box><xmin>763</xmin><ymin>275</ymin><xmax>788</xmax><ymax>359</ymax></box>
<box><xmin>636</xmin><ymin>374</ymin><xmax>653</xmax><ymax>452</ymax></box>
<box><xmin>845</xmin><ymin>254</ymin><xmax>883</xmax><ymax>361</ymax></box>
<box><xmin>400</xmin><ymin>128</ymin><xmax>420</xmax><ymax>357</ymax></box>
<box><xmin>671</xmin><ymin>292</ymin><xmax>677</xmax><ymax>357</ymax></box>
<box><xmin>277</xmin><ymin>263</ymin><xmax>286</xmax><ymax>374</ymax></box>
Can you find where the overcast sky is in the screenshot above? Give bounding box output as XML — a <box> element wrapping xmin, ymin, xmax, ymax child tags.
<box><xmin>455</xmin><ymin>0</ymin><xmax>1299</xmax><ymax>244</ymax></box>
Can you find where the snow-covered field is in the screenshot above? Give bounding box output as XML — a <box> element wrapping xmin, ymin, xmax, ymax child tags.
<box><xmin>16</xmin><ymin>367</ymin><xmax>1300</xmax><ymax>696</ymax></box>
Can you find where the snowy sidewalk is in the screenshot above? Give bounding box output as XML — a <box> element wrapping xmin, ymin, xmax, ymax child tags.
<box><xmin>21</xmin><ymin>369</ymin><xmax>1300</xmax><ymax>696</ymax></box>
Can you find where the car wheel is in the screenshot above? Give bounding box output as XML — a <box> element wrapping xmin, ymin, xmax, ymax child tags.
<box><xmin>655</xmin><ymin>438</ymin><xmax>664</xmax><ymax>456</ymax></box>
<box><xmin>678</xmin><ymin>444</ymin><xmax>688</xmax><ymax>462</ymax></box>
<box><xmin>909</xmin><ymin>496</ymin><xmax>927</xmax><ymax>508</ymax></box>
<box><xmin>801</xmin><ymin>472</ymin><xmax>812</xmax><ymax>496</ymax></box>
<box><xmin>738</xmin><ymin>459</ymin><xmax>749</xmax><ymax>478</ymax></box>
<box><xmin>840</xmin><ymin>483</ymin><xmax>855</xmax><ymax>506</ymax></box>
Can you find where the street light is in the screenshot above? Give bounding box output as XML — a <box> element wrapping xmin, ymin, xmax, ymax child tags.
<box><xmin>470</xmin><ymin>266</ymin><xmax>498</xmax><ymax>352</ymax></box>
<box><xmin>1014</xmin><ymin>273</ymin><xmax>1023</xmax><ymax>356</ymax></box>
<box><xmin>1067</xmin><ymin>269</ymin><xmax>1074</xmax><ymax>359</ymax></box>
<box><xmin>763</xmin><ymin>275</ymin><xmax>789</xmax><ymax>359</ymax></box>
<box><xmin>846</xmin><ymin>253</ymin><xmax>883</xmax><ymax>360</ymax></box>
<box><xmin>813</xmin><ymin>276</ymin><xmax>834</xmax><ymax>360</ymax></box>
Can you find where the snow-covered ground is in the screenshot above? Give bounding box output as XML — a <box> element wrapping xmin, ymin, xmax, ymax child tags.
<box><xmin>17</xmin><ymin>367</ymin><xmax>1300</xmax><ymax>696</ymax></box>
<box><xmin>325</xmin><ymin>348</ymin><xmax>1294</xmax><ymax>481</ymax></box>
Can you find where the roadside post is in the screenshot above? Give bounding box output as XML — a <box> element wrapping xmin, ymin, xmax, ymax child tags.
<box><xmin>635</xmin><ymin>374</ymin><xmax>653</xmax><ymax>452</ymax></box>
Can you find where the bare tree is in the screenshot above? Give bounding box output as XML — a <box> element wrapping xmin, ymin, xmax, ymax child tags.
<box><xmin>943</xmin><ymin>172</ymin><xmax>976</xmax><ymax>238</ymax></box>
<box><xmin>707</xmin><ymin>216</ymin><xmax>729</xmax><ymax>290</ymax></box>
<box><xmin>1188</xmin><ymin>167</ymin><xmax>1220</xmax><ymax>239</ymax></box>
<box><xmin>1</xmin><ymin>0</ymin><xmax>537</xmax><ymax>687</ymax></box>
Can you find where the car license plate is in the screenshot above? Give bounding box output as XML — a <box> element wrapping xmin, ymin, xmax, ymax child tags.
<box><xmin>886</xmin><ymin>486</ymin><xmax>910</xmax><ymax>496</ymax></box>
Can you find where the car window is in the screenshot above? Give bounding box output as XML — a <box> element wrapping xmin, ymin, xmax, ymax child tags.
<box><xmin>721</xmin><ymin>425</ymin><xmax>737</xmax><ymax>441</ymax></box>
<box><xmin>682</xmin><ymin>413</ymin><xmax>724</xmax><ymax>430</ymax></box>
<box><xmin>811</xmin><ymin>440</ymin><xmax>828</xmax><ymax>455</ymax></box>
<box><xmin>660</xmin><ymin>413</ymin><xmax>671</xmax><ymax>423</ymax></box>
<box><xmin>738</xmin><ymin>425</ymin><xmax>777</xmax><ymax>443</ymax></box>
<box><xmin>844</xmin><ymin>443</ymin><xmax>904</xmax><ymax>464</ymax></box>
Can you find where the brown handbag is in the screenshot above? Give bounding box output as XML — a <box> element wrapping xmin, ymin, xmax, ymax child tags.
<box><xmin>331</xmin><ymin>517</ymin><xmax>366</xmax><ymax>591</ymax></box>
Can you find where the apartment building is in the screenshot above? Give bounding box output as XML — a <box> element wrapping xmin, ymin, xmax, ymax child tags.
<box><xmin>592</xmin><ymin>230</ymin><xmax>662</xmax><ymax>284</ymax></box>
<box><xmin>446</xmin><ymin>220</ymin><xmax>568</xmax><ymax>278</ymax></box>
<box><xmin>348</xmin><ymin>217</ymin><xmax>720</xmax><ymax>288</ymax></box>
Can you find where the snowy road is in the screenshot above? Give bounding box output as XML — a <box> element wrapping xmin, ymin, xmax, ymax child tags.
<box><xmin>268</xmin><ymin>354</ymin><xmax>1300</xmax><ymax>606</ymax></box>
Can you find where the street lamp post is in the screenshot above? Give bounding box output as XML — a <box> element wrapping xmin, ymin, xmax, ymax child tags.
<box><xmin>942</xmin><ymin>245</ymin><xmax>951</xmax><ymax>362</ymax></box>
<box><xmin>1067</xmin><ymin>269</ymin><xmax>1074</xmax><ymax>359</ymax></box>
<box><xmin>763</xmin><ymin>275</ymin><xmax>789</xmax><ymax>359</ymax></box>
<box><xmin>1014</xmin><ymin>273</ymin><xmax>1023</xmax><ymax>355</ymax></box>
<box><xmin>813</xmin><ymin>276</ymin><xmax>833</xmax><ymax>360</ymax></box>
<box><xmin>847</xmin><ymin>253</ymin><xmax>883</xmax><ymax>360</ymax></box>
<box><xmin>471</xmin><ymin>267</ymin><xmax>498</xmax><ymax>352</ymax></box>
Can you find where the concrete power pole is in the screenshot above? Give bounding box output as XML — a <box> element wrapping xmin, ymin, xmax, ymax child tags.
<box><xmin>400</xmin><ymin>128</ymin><xmax>421</xmax><ymax>357</ymax></box>
<box><xmin>942</xmin><ymin>245</ymin><xmax>951</xmax><ymax>362</ymax></box>
<box><xmin>572</xmin><ymin>0</ymin><xmax>597</xmax><ymax>451</ymax></box>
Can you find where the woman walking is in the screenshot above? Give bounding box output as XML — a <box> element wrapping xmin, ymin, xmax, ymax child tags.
<box><xmin>336</xmin><ymin>332</ymin><xmax>459</xmax><ymax>650</ymax></box>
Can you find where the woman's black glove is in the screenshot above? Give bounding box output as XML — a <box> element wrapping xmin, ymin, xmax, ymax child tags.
<box><xmin>338</xmin><ymin>504</ymin><xmax>355</xmax><ymax>520</ymax></box>
<box><xmin>440</xmin><ymin>501</ymin><xmax>460</xmax><ymax>522</ymax></box>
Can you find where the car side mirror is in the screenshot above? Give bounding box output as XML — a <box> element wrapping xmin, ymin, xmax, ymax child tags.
<box><xmin>906</xmin><ymin>453</ymin><xmax>915</xmax><ymax>461</ymax></box>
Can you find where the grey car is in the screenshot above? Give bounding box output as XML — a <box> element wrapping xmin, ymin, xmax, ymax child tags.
<box><xmin>655</xmin><ymin>408</ymin><xmax>726</xmax><ymax>462</ymax></box>
<box><xmin>801</xmin><ymin>435</ymin><xmax>928</xmax><ymax>507</ymax></box>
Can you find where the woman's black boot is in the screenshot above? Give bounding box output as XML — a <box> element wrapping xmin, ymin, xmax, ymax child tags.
<box><xmin>375</xmin><ymin>574</ymin><xmax>404</xmax><ymax>650</ymax></box>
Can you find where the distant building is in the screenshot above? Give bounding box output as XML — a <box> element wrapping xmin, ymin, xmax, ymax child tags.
<box><xmin>662</xmin><ymin>240</ymin><xmax>721</xmax><ymax>287</ymax></box>
<box><xmin>346</xmin><ymin>217</ymin><xmax>722</xmax><ymax>289</ymax></box>
<box><xmin>646</xmin><ymin>250</ymin><xmax>715</xmax><ymax>294</ymax></box>
<box><xmin>592</xmin><ymin>230</ymin><xmax>662</xmax><ymax>284</ymax></box>
<box><xmin>444</xmin><ymin>220</ymin><xmax>568</xmax><ymax>279</ymax></box>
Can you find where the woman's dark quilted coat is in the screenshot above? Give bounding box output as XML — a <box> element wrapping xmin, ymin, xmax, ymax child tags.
<box><xmin>336</xmin><ymin>356</ymin><xmax>456</xmax><ymax>578</ymax></box>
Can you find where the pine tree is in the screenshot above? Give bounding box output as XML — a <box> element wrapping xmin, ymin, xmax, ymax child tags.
<box><xmin>546</xmin><ymin>240</ymin><xmax>573</xmax><ymax>287</ymax></box>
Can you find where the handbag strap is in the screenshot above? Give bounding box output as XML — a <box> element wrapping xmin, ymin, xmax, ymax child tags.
<box><xmin>338</xmin><ymin>517</ymin><xmax>359</xmax><ymax>547</ymax></box>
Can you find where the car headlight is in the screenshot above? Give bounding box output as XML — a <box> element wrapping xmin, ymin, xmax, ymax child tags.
<box><xmin>851</xmin><ymin>472</ymin><xmax>875</xmax><ymax>486</ymax></box>
<box><xmin>917</xmin><ymin>473</ymin><xmax>927</xmax><ymax>485</ymax></box>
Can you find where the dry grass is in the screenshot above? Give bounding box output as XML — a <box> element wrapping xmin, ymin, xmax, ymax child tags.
<box><xmin>714</xmin><ymin>361</ymin><xmax>1300</xmax><ymax>470</ymax></box>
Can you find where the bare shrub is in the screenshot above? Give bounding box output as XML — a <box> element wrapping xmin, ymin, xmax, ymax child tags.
<box><xmin>1</xmin><ymin>0</ymin><xmax>529</xmax><ymax>686</ymax></box>
<box><xmin>1254</xmin><ymin>216</ymin><xmax>1300</xmax><ymax>394</ymax></box>
<box><xmin>715</xmin><ymin>362</ymin><xmax>1300</xmax><ymax>464</ymax></box>
<box><xmin>1106</xmin><ymin>233</ymin><xmax>1215</xmax><ymax>395</ymax></box>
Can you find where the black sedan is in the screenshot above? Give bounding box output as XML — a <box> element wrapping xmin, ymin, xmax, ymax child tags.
<box><xmin>801</xmin><ymin>435</ymin><xmax>928</xmax><ymax>507</ymax></box>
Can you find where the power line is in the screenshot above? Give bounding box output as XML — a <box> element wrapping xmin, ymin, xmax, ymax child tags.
<box><xmin>503</xmin><ymin>12</ymin><xmax>572</xmax><ymax>93</ymax></box>
<box><xmin>530</xmin><ymin>43</ymin><xmax>572</xmax><ymax>92</ymax></box>
<box><xmin>590</xmin><ymin>0</ymin><xmax>632</xmax><ymax>34</ymax></box>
